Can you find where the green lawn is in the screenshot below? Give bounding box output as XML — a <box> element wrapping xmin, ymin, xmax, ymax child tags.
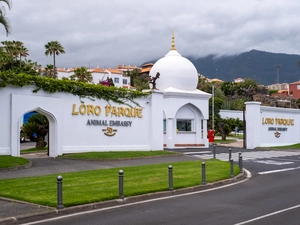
<box><xmin>0</xmin><ymin>159</ymin><xmax>239</xmax><ymax>207</ymax></box>
<box><xmin>213</xmin><ymin>139</ymin><xmax>236</xmax><ymax>144</ymax></box>
<box><xmin>0</xmin><ymin>156</ymin><xmax>30</xmax><ymax>169</ymax></box>
<box><xmin>21</xmin><ymin>147</ymin><xmax>48</xmax><ymax>154</ymax></box>
<box><xmin>258</xmin><ymin>143</ymin><xmax>300</xmax><ymax>149</ymax></box>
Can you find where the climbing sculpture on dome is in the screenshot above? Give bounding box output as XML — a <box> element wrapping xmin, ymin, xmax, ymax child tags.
<box><xmin>148</xmin><ymin>72</ymin><xmax>160</xmax><ymax>90</ymax></box>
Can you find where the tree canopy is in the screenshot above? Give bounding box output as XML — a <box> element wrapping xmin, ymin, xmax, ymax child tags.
<box><xmin>0</xmin><ymin>0</ymin><xmax>12</xmax><ymax>36</ymax></box>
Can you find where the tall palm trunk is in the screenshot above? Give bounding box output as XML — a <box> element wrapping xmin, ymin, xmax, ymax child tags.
<box><xmin>53</xmin><ymin>53</ymin><xmax>56</xmax><ymax>78</ymax></box>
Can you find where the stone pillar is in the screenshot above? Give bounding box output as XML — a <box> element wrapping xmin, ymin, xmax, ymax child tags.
<box><xmin>245</xmin><ymin>101</ymin><xmax>261</xmax><ymax>149</ymax></box>
<box><xmin>166</xmin><ymin>118</ymin><xmax>175</xmax><ymax>148</ymax></box>
<box><xmin>202</xmin><ymin>120</ymin><xmax>208</xmax><ymax>147</ymax></box>
<box><xmin>149</xmin><ymin>91</ymin><xmax>164</xmax><ymax>150</ymax></box>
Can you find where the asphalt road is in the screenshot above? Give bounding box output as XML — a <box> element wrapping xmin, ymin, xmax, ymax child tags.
<box><xmin>20</xmin><ymin>147</ymin><xmax>300</xmax><ymax>225</ymax></box>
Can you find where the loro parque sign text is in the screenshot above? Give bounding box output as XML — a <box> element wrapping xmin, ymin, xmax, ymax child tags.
<box><xmin>71</xmin><ymin>104</ymin><xmax>143</xmax><ymax>136</ymax></box>
<box><xmin>262</xmin><ymin>117</ymin><xmax>294</xmax><ymax>138</ymax></box>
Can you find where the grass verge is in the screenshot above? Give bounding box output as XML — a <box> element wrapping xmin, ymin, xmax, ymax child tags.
<box><xmin>0</xmin><ymin>159</ymin><xmax>239</xmax><ymax>207</ymax></box>
<box><xmin>213</xmin><ymin>139</ymin><xmax>236</xmax><ymax>144</ymax></box>
<box><xmin>0</xmin><ymin>156</ymin><xmax>30</xmax><ymax>169</ymax></box>
<box><xmin>60</xmin><ymin>151</ymin><xmax>178</xmax><ymax>160</ymax></box>
<box><xmin>257</xmin><ymin>143</ymin><xmax>300</xmax><ymax>150</ymax></box>
<box><xmin>21</xmin><ymin>147</ymin><xmax>48</xmax><ymax>154</ymax></box>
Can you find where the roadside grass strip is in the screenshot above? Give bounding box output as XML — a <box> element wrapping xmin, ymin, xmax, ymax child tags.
<box><xmin>258</xmin><ymin>143</ymin><xmax>300</xmax><ymax>150</ymax></box>
<box><xmin>0</xmin><ymin>159</ymin><xmax>239</xmax><ymax>207</ymax></box>
<box><xmin>0</xmin><ymin>156</ymin><xmax>30</xmax><ymax>168</ymax></box>
<box><xmin>213</xmin><ymin>139</ymin><xmax>237</xmax><ymax>144</ymax></box>
<box><xmin>21</xmin><ymin>147</ymin><xmax>48</xmax><ymax>154</ymax></box>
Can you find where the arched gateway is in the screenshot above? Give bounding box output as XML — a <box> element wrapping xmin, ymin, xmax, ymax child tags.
<box><xmin>8</xmin><ymin>90</ymin><xmax>63</xmax><ymax>157</ymax></box>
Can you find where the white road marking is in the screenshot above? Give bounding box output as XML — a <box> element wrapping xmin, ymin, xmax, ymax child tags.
<box><xmin>234</xmin><ymin>204</ymin><xmax>300</xmax><ymax>225</ymax></box>
<box><xmin>258</xmin><ymin>166</ymin><xmax>300</xmax><ymax>175</ymax></box>
<box><xmin>253</xmin><ymin>160</ymin><xmax>294</xmax><ymax>165</ymax></box>
<box><xmin>21</xmin><ymin>170</ymin><xmax>251</xmax><ymax>225</ymax></box>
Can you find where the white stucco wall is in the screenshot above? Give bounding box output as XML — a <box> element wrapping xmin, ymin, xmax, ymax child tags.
<box><xmin>0</xmin><ymin>85</ymin><xmax>163</xmax><ymax>157</ymax></box>
<box><xmin>245</xmin><ymin>102</ymin><xmax>300</xmax><ymax>149</ymax></box>
<box><xmin>220</xmin><ymin>110</ymin><xmax>243</xmax><ymax>120</ymax></box>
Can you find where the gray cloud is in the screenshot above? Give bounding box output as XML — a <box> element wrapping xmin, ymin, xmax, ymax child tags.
<box><xmin>3</xmin><ymin>0</ymin><xmax>300</xmax><ymax>68</ymax></box>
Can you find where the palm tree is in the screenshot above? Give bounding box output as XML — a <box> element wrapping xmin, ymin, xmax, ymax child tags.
<box><xmin>0</xmin><ymin>0</ymin><xmax>12</xmax><ymax>36</ymax></box>
<box><xmin>1</xmin><ymin>40</ymin><xmax>15</xmax><ymax>58</ymax></box>
<box><xmin>43</xmin><ymin>64</ymin><xmax>56</xmax><ymax>78</ymax></box>
<box><xmin>70</xmin><ymin>66</ymin><xmax>93</xmax><ymax>83</ymax></box>
<box><xmin>1</xmin><ymin>40</ymin><xmax>29</xmax><ymax>68</ymax></box>
<box><xmin>21</xmin><ymin>113</ymin><xmax>49</xmax><ymax>148</ymax></box>
<box><xmin>17</xmin><ymin>43</ymin><xmax>29</xmax><ymax>67</ymax></box>
<box><xmin>45</xmin><ymin>41</ymin><xmax>65</xmax><ymax>78</ymax></box>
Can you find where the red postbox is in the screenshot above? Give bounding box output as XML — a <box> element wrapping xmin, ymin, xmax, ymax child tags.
<box><xmin>208</xmin><ymin>130</ymin><xmax>215</xmax><ymax>143</ymax></box>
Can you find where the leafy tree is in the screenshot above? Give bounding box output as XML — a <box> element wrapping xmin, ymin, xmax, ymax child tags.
<box><xmin>0</xmin><ymin>0</ymin><xmax>11</xmax><ymax>36</ymax></box>
<box><xmin>134</xmin><ymin>74</ymin><xmax>149</xmax><ymax>91</ymax></box>
<box><xmin>17</xmin><ymin>44</ymin><xmax>29</xmax><ymax>67</ymax></box>
<box><xmin>208</xmin><ymin>96</ymin><xmax>223</xmax><ymax>130</ymax></box>
<box><xmin>216</xmin><ymin>118</ymin><xmax>231</xmax><ymax>140</ymax></box>
<box><xmin>229</xmin><ymin>97</ymin><xmax>248</xmax><ymax>111</ymax></box>
<box><xmin>45</xmin><ymin>41</ymin><xmax>65</xmax><ymax>78</ymax></box>
<box><xmin>20</xmin><ymin>59</ymin><xmax>41</xmax><ymax>75</ymax></box>
<box><xmin>197</xmin><ymin>76</ymin><xmax>214</xmax><ymax>93</ymax></box>
<box><xmin>0</xmin><ymin>45</ymin><xmax>12</xmax><ymax>68</ymax></box>
<box><xmin>224</xmin><ymin>117</ymin><xmax>243</xmax><ymax>131</ymax></box>
<box><xmin>70</xmin><ymin>66</ymin><xmax>93</xmax><ymax>83</ymax></box>
<box><xmin>21</xmin><ymin>113</ymin><xmax>49</xmax><ymax>148</ymax></box>
<box><xmin>43</xmin><ymin>64</ymin><xmax>56</xmax><ymax>78</ymax></box>
<box><xmin>124</xmin><ymin>68</ymin><xmax>149</xmax><ymax>90</ymax></box>
<box><xmin>268</xmin><ymin>89</ymin><xmax>278</xmax><ymax>95</ymax></box>
<box><xmin>220</xmin><ymin>79</ymin><xmax>258</xmax><ymax>110</ymax></box>
<box><xmin>1</xmin><ymin>40</ymin><xmax>30</xmax><ymax>70</ymax></box>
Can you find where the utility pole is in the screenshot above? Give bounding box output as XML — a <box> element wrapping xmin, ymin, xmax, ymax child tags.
<box><xmin>274</xmin><ymin>64</ymin><xmax>281</xmax><ymax>84</ymax></box>
<box><xmin>212</xmin><ymin>85</ymin><xmax>214</xmax><ymax>131</ymax></box>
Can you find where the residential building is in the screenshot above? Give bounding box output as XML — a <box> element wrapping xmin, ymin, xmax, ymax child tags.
<box><xmin>56</xmin><ymin>66</ymin><xmax>130</xmax><ymax>88</ymax></box>
<box><xmin>289</xmin><ymin>80</ymin><xmax>300</xmax><ymax>99</ymax></box>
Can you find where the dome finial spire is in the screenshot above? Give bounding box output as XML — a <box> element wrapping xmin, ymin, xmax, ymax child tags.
<box><xmin>171</xmin><ymin>30</ymin><xmax>176</xmax><ymax>50</ymax></box>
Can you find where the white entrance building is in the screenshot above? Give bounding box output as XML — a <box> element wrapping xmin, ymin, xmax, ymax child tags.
<box><xmin>0</xmin><ymin>34</ymin><xmax>211</xmax><ymax>157</ymax></box>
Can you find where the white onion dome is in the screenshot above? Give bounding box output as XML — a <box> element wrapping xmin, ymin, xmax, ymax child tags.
<box><xmin>149</xmin><ymin>32</ymin><xmax>198</xmax><ymax>90</ymax></box>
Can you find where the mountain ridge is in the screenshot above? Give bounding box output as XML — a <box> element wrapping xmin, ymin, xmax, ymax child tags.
<box><xmin>144</xmin><ymin>49</ymin><xmax>300</xmax><ymax>85</ymax></box>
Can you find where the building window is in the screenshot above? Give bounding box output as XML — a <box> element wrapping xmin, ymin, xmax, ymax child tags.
<box><xmin>163</xmin><ymin>119</ymin><xmax>166</xmax><ymax>132</ymax></box>
<box><xmin>123</xmin><ymin>79</ymin><xmax>128</xmax><ymax>85</ymax></box>
<box><xmin>114</xmin><ymin>77</ymin><xmax>119</xmax><ymax>83</ymax></box>
<box><xmin>297</xmin><ymin>85</ymin><xmax>300</xmax><ymax>90</ymax></box>
<box><xmin>177</xmin><ymin>120</ymin><xmax>192</xmax><ymax>132</ymax></box>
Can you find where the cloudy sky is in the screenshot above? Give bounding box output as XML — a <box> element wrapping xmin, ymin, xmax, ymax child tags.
<box><xmin>3</xmin><ymin>0</ymin><xmax>300</xmax><ymax>69</ymax></box>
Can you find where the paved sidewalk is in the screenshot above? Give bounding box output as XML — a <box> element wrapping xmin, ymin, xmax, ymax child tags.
<box><xmin>216</xmin><ymin>139</ymin><xmax>244</xmax><ymax>148</ymax></box>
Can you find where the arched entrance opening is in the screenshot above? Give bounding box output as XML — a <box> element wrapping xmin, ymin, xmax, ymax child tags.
<box><xmin>163</xmin><ymin>103</ymin><xmax>208</xmax><ymax>148</ymax></box>
<box><xmin>17</xmin><ymin>108</ymin><xmax>57</xmax><ymax>157</ymax></box>
<box><xmin>174</xmin><ymin>103</ymin><xmax>205</xmax><ymax>146</ymax></box>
